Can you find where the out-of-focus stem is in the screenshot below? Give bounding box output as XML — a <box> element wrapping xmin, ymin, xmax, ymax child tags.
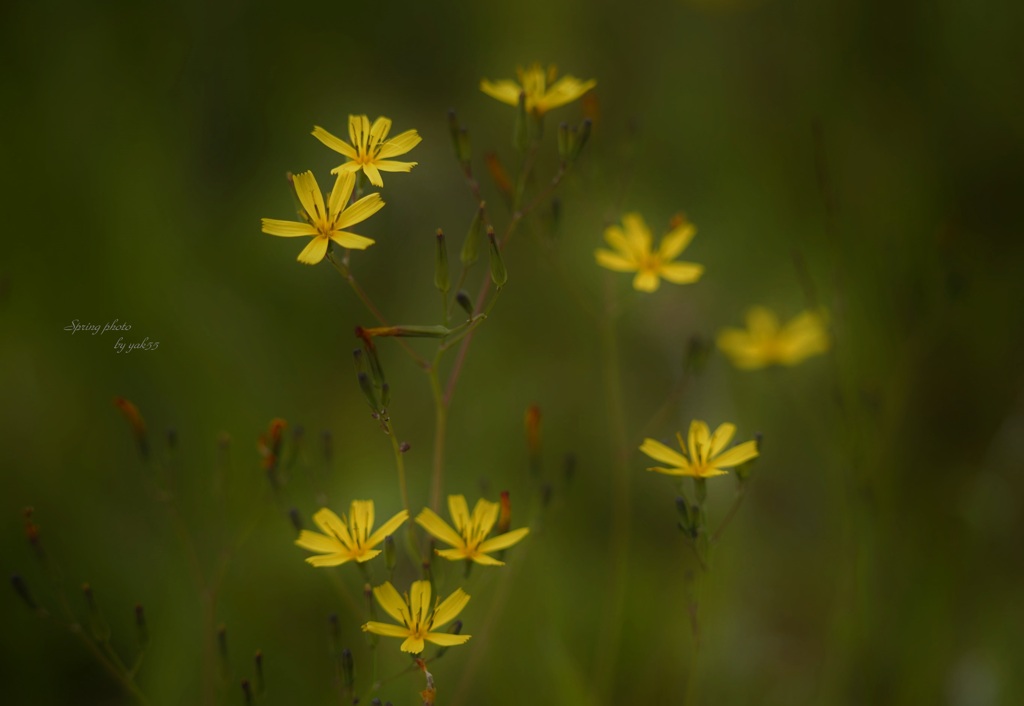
<box><xmin>593</xmin><ymin>293</ymin><xmax>631</xmax><ymax>697</ymax></box>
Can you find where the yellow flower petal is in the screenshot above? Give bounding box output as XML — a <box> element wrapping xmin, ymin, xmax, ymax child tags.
<box><xmin>362</xmin><ymin>621</ymin><xmax>409</xmax><ymax>639</ymax></box>
<box><xmin>365</xmin><ymin>509</ymin><xmax>409</xmax><ymax>548</ymax></box>
<box><xmin>334</xmin><ymin>193</ymin><xmax>384</xmax><ymax>231</ymax></box>
<box><xmin>707</xmin><ymin>423</ymin><xmax>737</xmax><ymax>458</ymax></box>
<box><xmin>710</xmin><ymin>440</ymin><xmax>759</xmax><ymax>468</ymax></box>
<box><xmin>436</xmin><ymin>547</ymin><xmax>475</xmax><ymax>561</ymax></box>
<box><xmin>478</xmin><ymin>527</ymin><xmax>529</xmax><ymax>554</ymax></box>
<box><xmin>401</xmin><ymin>636</ymin><xmax>425</xmax><ymax>654</ymax></box>
<box><xmin>362</xmin><ymin>162</ymin><xmax>383</xmax><ymax>188</ymax></box>
<box><xmin>658</xmin><ymin>222</ymin><xmax>696</xmax><ymax>260</ymax></box>
<box><xmin>376</xmin><ymin>129</ymin><xmax>422</xmax><ymax>159</ymax></box>
<box><xmin>633</xmin><ymin>271</ymin><xmax>661</xmax><ymax>292</ymax></box>
<box><xmin>294</xmin><ymin>530</ymin><xmax>340</xmax><ymax>554</ymax></box>
<box><xmin>595</xmin><ymin>249</ymin><xmax>638</xmax><ymax>272</ymax></box>
<box><xmin>312</xmin><ymin>508</ymin><xmax>353</xmax><ymax>549</ymax></box>
<box><xmin>448</xmin><ymin>495</ymin><xmax>471</xmax><ymax>534</ymax></box>
<box><xmin>415</xmin><ymin>508</ymin><xmax>464</xmax><ymax>548</ymax></box>
<box><xmin>469</xmin><ymin>552</ymin><xmax>505</xmax><ymax>566</ymax></box>
<box><xmin>479</xmin><ymin>79</ymin><xmax>522</xmax><ymax>106</ymax></box>
<box><xmin>370</xmin><ymin>115</ymin><xmax>392</xmax><ymax>143</ymax></box>
<box><xmin>620</xmin><ymin>213</ymin><xmax>653</xmax><ymax>253</ymax></box>
<box><xmin>471</xmin><ymin>498</ymin><xmax>500</xmax><ymax>537</ymax></box>
<box><xmin>409</xmin><ymin>580</ymin><xmax>431</xmax><ymax>627</ymax></box>
<box><xmin>425</xmin><ymin>633</ymin><xmax>472</xmax><ymax>647</ymax></box>
<box><xmin>292</xmin><ymin>171</ymin><xmax>326</xmax><ymax>222</ymax></box>
<box><xmin>328</xmin><ymin>172</ymin><xmax>356</xmax><ymax>220</ymax></box>
<box><xmin>430</xmin><ymin>587</ymin><xmax>469</xmax><ymax>627</ymax></box>
<box><xmin>305</xmin><ymin>552</ymin><xmax>355</xmax><ymax>567</ymax></box>
<box><xmin>688</xmin><ymin>420</ymin><xmax>711</xmax><ymax>464</ymax></box>
<box><xmin>328</xmin><ymin>232</ymin><xmax>375</xmax><ymax>250</ymax></box>
<box><xmin>261</xmin><ymin>219</ymin><xmax>317</xmax><ymax>237</ymax></box>
<box><xmin>373</xmin><ymin>159</ymin><xmax>418</xmax><ymax>173</ymax></box>
<box><xmin>373</xmin><ymin>582</ymin><xmax>411</xmax><ymax>626</ymax></box>
<box><xmin>639</xmin><ymin>438</ymin><xmax>689</xmax><ymax>468</ymax></box>
<box><xmin>658</xmin><ymin>262</ymin><xmax>704</xmax><ymax>284</ymax></box>
<box><xmin>312</xmin><ymin>126</ymin><xmax>357</xmax><ymax>160</ymax></box>
<box><xmin>349</xmin><ymin>114</ymin><xmax>370</xmax><ymax>151</ymax></box>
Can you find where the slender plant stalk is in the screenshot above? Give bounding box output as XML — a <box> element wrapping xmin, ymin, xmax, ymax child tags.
<box><xmin>593</xmin><ymin>289</ymin><xmax>631</xmax><ymax>697</ymax></box>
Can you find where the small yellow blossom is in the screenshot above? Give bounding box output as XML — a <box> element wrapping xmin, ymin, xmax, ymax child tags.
<box><xmin>481</xmin><ymin>63</ymin><xmax>596</xmax><ymax>116</ymax></box>
<box><xmin>595</xmin><ymin>213</ymin><xmax>703</xmax><ymax>292</ymax></box>
<box><xmin>312</xmin><ymin>115</ymin><xmax>421</xmax><ymax>188</ymax></box>
<box><xmin>716</xmin><ymin>307</ymin><xmax>830</xmax><ymax>369</ymax></box>
<box><xmin>362</xmin><ymin>580</ymin><xmax>471</xmax><ymax>654</ymax></box>
<box><xmin>262</xmin><ymin>171</ymin><xmax>383</xmax><ymax>264</ymax></box>
<box><xmin>640</xmin><ymin>420</ymin><xmax>759</xmax><ymax>478</ymax></box>
<box><xmin>294</xmin><ymin>500</ymin><xmax>408</xmax><ymax>567</ymax></box>
<box><xmin>415</xmin><ymin>495</ymin><xmax>529</xmax><ymax>566</ymax></box>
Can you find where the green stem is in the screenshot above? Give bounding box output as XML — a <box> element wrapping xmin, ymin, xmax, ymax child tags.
<box><xmin>593</xmin><ymin>293</ymin><xmax>631</xmax><ymax>697</ymax></box>
<box><xmin>326</xmin><ymin>251</ymin><xmax>430</xmax><ymax>370</ymax></box>
<box><xmin>428</xmin><ymin>359</ymin><xmax>448</xmax><ymax>513</ymax></box>
<box><xmin>383</xmin><ymin>418</ymin><xmax>419</xmax><ymax>563</ymax></box>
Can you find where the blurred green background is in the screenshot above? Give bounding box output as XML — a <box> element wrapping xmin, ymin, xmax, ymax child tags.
<box><xmin>3</xmin><ymin>0</ymin><xmax>1024</xmax><ymax>704</ymax></box>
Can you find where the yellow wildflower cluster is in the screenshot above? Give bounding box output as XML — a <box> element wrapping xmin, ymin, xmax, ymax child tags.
<box><xmin>261</xmin><ymin>114</ymin><xmax>421</xmax><ymax>264</ymax></box>
<box><xmin>294</xmin><ymin>496</ymin><xmax>528</xmax><ymax>655</ymax></box>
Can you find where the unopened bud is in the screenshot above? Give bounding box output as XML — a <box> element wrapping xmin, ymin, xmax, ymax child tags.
<box><xmin>485</xmin><ymin>152</ymin><xmax>513</xmax><ymax>198</ymax></box>
<box><xmin>254</xmin><ymin>650</ymin><xmax>264</xmax><ymax>694</ymax></box>
<box><xmin>113</xmin><ymin>396</ymin><xmax>148</xmax><ymax>460</ymax></box>
<box><xmin>384</xmin><ymin>535</ymin><xmax>397</xmax><ymax>572</ymax></box>
<box><xmin>487</xmin><ymin>228</ymin><xmax>507</xmax><ymax>288</ymax></box>
<box><xmin>497</xmin><ymin>491</ymin><xmax>512</xmax><ymax>535</ymax></box>
<box><xmin>455</xmin><ymin>290</ymin><xmax>473</xmax><ymax>317</ymax></box>
<box><xmin>289</xmin><ymin>507</ymin><xmax>303</xmax><ymax>533</ymax></box>
<box><xmin>525</xmin><ymin>405</ymin><xmax>541</xmax><ymax>472</ymax></box>
<box><xmin>241</xmin><ymin>679</ymin><xmax>253</xmax><ymax>705</ymax></box>
<box><xmin>341</xmin><ymin>648</ymin><xmax>355</xmax><ymax>690</ymax></box>
<box><xmin>675</xmin><ymin>496</ymin><xmax>692</xmax><ymax>532</ymax></box>
<box><xmin>571</xmin><ymin>118</ymin><xmax>592</xmax><ymax>161</ymax></box>
<box><xmin>11</xmin><ymin>574</ymin><xmax>36</xmax><ymax>610</ymax></box>
<box><xmin>434</xmin><ymin>229</ymin><xmax>450</xmax><ymax>294</ymax></box>
<box><xmin>557</xmin><ymin>122</ymin><xmax>570</xmax><ymax>161</ymax></box>
<box><xmin>357</xmin><ymin>372</ymin><xmax>379</xmax><ymax>411</ymax></box>
<box><xmin>399</xmin><ymin>441</ymin><xmax>411</xmax><ymax>453</ymax></box>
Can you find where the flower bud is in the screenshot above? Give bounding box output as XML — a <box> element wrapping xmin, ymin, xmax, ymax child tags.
<box><xmin>455</xmin><ymin>290</ymin><xmax>474</xmax><ymax>316</ymax></box>
<box><xmin>434</xmin><ymin>229</ymin><xmax>450</xmax><ymax>294</ymax></box>
<box><xmin>487</xmin><ymin>228</ymin><xmax>507</xmax><ymax>288</ymax></box>
<box><xmin>497</xmin><ymin>491</ymin><xmax>512</xmax><ymax>534</ymax></box>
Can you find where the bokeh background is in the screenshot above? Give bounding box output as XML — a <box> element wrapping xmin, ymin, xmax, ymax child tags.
<box><xmin>3</xmin><ymin>0</ymin><xmax>1024</xmax><ymax>704</ymax></box>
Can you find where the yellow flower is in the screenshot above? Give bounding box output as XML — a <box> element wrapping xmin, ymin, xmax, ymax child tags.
<box><xmin>362</xmin><ymin>580</ymin><xmax>471</xmax><ymax>654</ymax></box>
<box><xmin>640</xmin><ymin>420</ymin><xmax>759</xmax><ymax>478</ymax></box>
<box><xmin>716</xmin><ymin>307</ymin><xmax>830</xmax><ymax>369</ymax></box>
<box><xmin>481</xmin><ymin>63</ymin><xmax>596</xmax><ymax>116</ymax></box>
<box><xmin>294</xmin><ymin>500</ymin><xmax>408</xmax><ymax>567</ymax></box>
<box><xmin>415</xmin><ymin>495</ymin><xmax>529</xmax><ymax>566</ymax></box>
<box><xmin>262</xmin><ymin>171</ymin><xmax>383</xmax><ymax>265</ymax></box>
<box><xmin>595</xmin><ymin>213</ymin><xmax>704</xmax><ymax>292</ymax></box>
<box><xmin>312</xmin><ymin>115</ymin><xmax>421</xmax><ymax>188</ymax></box>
